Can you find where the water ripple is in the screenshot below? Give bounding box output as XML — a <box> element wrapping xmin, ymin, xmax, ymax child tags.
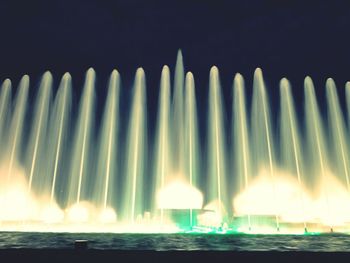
<box><xmin>0</xmin><ymin>232</ymin><xmax>349</xmax><ymax>251</ymax></box>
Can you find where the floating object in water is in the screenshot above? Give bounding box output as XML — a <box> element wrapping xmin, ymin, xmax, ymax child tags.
<box><xmin>74</xmin><ymin>240</ymin><xmax>88</xmax><ymax>250</ymax></box>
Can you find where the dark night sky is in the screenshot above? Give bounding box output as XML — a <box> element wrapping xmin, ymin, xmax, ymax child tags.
<box><xmin>0</xmin><ymin>0</ymin><xmax>350</xmax><ymax>128</ymax></box>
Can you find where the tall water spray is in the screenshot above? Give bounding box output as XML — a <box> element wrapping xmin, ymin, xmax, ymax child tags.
<box><xmin>123</xmin><ymin>68</ymin><xmax>147</xmax><ymax>223</ymax></box>
<box><xmin>47</xmin><ymin>73</ymin><xmax>72</xmax><ymax>203</ymax></box>
<box><xmin>1</xmin><ymin>51</ymin><xmax>350</xmax><ymax>233</ymax></box>
<box><xmin>251</xmin><ymin>68</ymin><xmax>279</xmax><ymax>230</ymax></box>
<box><xmin>280</xmin><ymin>78</ymin><xmax>307</xmax><ymax>231</ymax></box>
<box><xmin>95</xmin><ymin>70</ymin><xmax>120</xmax><ymax>213</ymax></box>
<box><xmin>207</xmin><ymin>66</ymin><xmax>228</xmax><ymax>219</ymax></box>
<box><xmin>26</xmin><ymin>72</ymin><xmax>52</xmax><ymax>194</ymax></box>
<box><xmin>304</xmin><ymin>77</ymin><xmax>332</xmax><ymax>230</ymax></box>
<box><xmin>346</xmin><ymin>82</ymin><xmax>350</xmax><ymax>131</ymax></box>
<box><xmin>6</xmin><ymin>76</ymin><xmax>29</xmax><ymax>181</ymax></box>
<box><xmin>172</xmin><ymin>51</ymin><xmax>185</xmax><ymax>177</ymax></box>
<box><xmin>326</xmin><ymin>79</ymin><xmax>350</xmax><ymax>192</ymax></box>
<box><xmin>68</xmin><ymin>68</ymin><xmax>95</xmax><ymax>206</ymax></box>
<box><xmin>0</xmin><ymin>79</ymin><xmax>11</xmax><ymax>159</ymax></box>
<box><xmin>185</xmin><ymin>72</ymin><xmax>200</xmax><ymax>226</ymax></box>
<box><xmin>233</xmin><ymin>73</ymin><xmax>251</xmax><ymax>230</ymax></box>
<box><xmin>154</xmin><ymin>66</ymin><xmax>172</xmax><ymax>223</ymax></box>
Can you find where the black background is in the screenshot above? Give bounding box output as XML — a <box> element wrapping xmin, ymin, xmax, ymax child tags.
<box><xmin>0</xmin><ymin>0</ymin><xmax>349</xmax><ymax>128</ymax></box>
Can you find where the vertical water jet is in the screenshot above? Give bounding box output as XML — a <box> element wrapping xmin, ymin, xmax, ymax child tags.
<box><xmin>48</xmin><ymin>73</ymin><xmax>72</xmax><ymax>203</ymax></box>
<box><xmin>326</xmin><ymin>79</ymin><xmax>350</xmax><ymax>192</ymax></box>
<box><xmin>2</xmin><ymin>56</ymin><xmax>350</xmax><ymax>233</ymax></box>
<box><xmin>233</xmin><ymin>73</ymin><xmax>251</xmax><ymax>230</ymax></box>
<box><xmin>68</xmin><ymin>68</ymin><xmax>95</xmax><ymax>205</ymax></box>
<box><xmin>95</xmin><ymin>70</ymin><xmax>120</xmax><ymax>210</ymax></box>
<box><xmin>172</xmin><ymin>50</ymin><xmax>185</xmax><ymax>177</ymax></box>
<box><xmin>251</xmin><ymin>68</ymin><xmax>279</xmax><ymax>231</ymax></box>
<box><xmin>7</xmin><ymin>75</ymin><xmax>29</xmax><ymax>181</ymax></box>
<box><xmin>27</xmin><ymin>72</ymin><xmax>52</xmax><ymax>193</ymax></box>
<box><xmin>345</xmin><ymin>82</ymin><xmax>350</xmax><ymax>130</ymax></box>
<box><xmin>154</xmin><ymin>66</ymin><xmax>171</xmax><ymax>223</ymax></box>
<box><xmin>123</xmin><ymin>68</ymin><xmax>147</xmax><ymax>223</ymax></box>
<box><xmin>185</xmin><ymin>72</ymin><xmax>200</xmax><ymax>227</ymax></box>
<box><xmin>280</xmin><ymin>78</ymin><xmax>307</xmax><ymax>232</ymax></box>
<box><xmin>0</xmin><ymin>79</ymin><xmax>12</xmax><ymax>158</ymax></box>
<box><xmin>207</xmin><ymin>66</ymin><xmax>228</xmax><ymax>220</ymax></box>
<box><xmin>304</xmin><ymin>76</ymin><xmax>332</xmax><ymax>230</ymax></box>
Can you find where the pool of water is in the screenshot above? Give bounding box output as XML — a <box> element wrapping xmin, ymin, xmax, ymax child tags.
<box><xmin>0</xmin><ymin>232</ymin><xmax>349</xmax><ymax>251</ymax></box>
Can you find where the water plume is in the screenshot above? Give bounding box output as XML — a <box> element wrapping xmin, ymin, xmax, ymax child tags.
<box><xmin>0</xmin><ymin>52</ymin><xmax>350</xmax><ymax>233</ymax></box>
<box><xmin>68</xmin><ymin>68</ymin><xmax>95</xmax><ymax>205</ymax></box>
<box><xmin>304</xmin><ymin>76</ymin><xmax>332</xmax><ymax>230</ymax></box>
<box><xmin>95</xmin><ymin>70</ymin><xmax>120</xmax><ymax>212</ymax></box>
<box><xmin>172</xmin><ymin>50</ymin><xmax>185</xmax><ymax>176</ymax></box>
<box><xmin>251</xmin><ymin>68</ymin><xmax>279</xmax><ymax>230</ymax></box>
<box><xmin>233</xmin><ymin>73</ymin><xmax>251</xmax><ymax>230</ymax></box>
<box><xmin>345</xmin><ymin>82</ymin><xmax>350</xmax><ymax>130</ymax></box>
<box><xmin>0</xmin><ymin>79</ymin><xmax>11</xmax><ymax>158</ymax></box>
<box><xmin>326</xmin><ymin>79</ymin><xmax>350</xmax><ymax>192</ymax></box>
<box><xmin>6</xmin><ymin>75</ymin><xmax>29</xmax><ymax>182</ymax></box>
<box><xmin>207</xmin><ymin>66</ymin><xmax>228</xmax><ymax>219</ymax></box>
<box><xmin>185</xmin><ymin>72</ymin><xmax>200</xmax><ymax>226</ymax></box>
<box><xmin>47</xmin><ymin>73</ymin><xmax>72</xmax><ymax>203</ymax></box>
<box><xmin>279</xmin><ymin>78</ymin><xmax>307</xmax><ymax>231</ymax></box>
<box><xmin>26</xmin><ymin>71</ymin><xmax>52</xmax><ymax>193</ymax></box>
<box><xmin>123</xmin><ymin>68</ymin><xmax>147</xmax><ymax>223</ymax></box>
<box><xmin>154</xmin><ymin>66</ymin><xmax>172</xmax><ymax>223</ymax></box>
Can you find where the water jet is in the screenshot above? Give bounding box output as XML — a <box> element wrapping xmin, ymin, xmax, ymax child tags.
<box><xmin>0</xmin><ymin>51</ymin><xmax>349</xmax><ymax>235</ymax></box>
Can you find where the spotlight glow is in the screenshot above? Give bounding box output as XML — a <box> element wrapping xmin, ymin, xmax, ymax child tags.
<box><xmin>157</xmin><ymin>180</ymin><xmax>203</xmax><ymax>209</ymax></box>
<box><xmin>39</xmin><ymin>204</ymin><xmax>64</xmax><ymax>224</ymax></box>
<box><xmin>98</xmin><ymin>207</ymin><xmax>117</xmax><ymax>223</ymax></box>
<box><xmin>66</xmin><ymin>203</ymin><xmax>91</xmax><ymax>223</ymax></box>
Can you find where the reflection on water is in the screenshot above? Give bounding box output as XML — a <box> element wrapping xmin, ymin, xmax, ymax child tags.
<box><xmin>0</xmin><ymin>232</ymin><xmax>349</xmax><ymax>251</ymax></box>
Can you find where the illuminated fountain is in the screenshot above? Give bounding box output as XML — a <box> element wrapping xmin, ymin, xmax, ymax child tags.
<box><xmin>1</xmin><ymin>50</ymin><xmax>350</xmax><ymax>234</ymax></box>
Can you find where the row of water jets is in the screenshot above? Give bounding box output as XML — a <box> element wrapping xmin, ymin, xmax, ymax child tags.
<box><xmin>1</xmin><ymin>50</ymin><xmax>350</xmax><ymax>233</ymax></box>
